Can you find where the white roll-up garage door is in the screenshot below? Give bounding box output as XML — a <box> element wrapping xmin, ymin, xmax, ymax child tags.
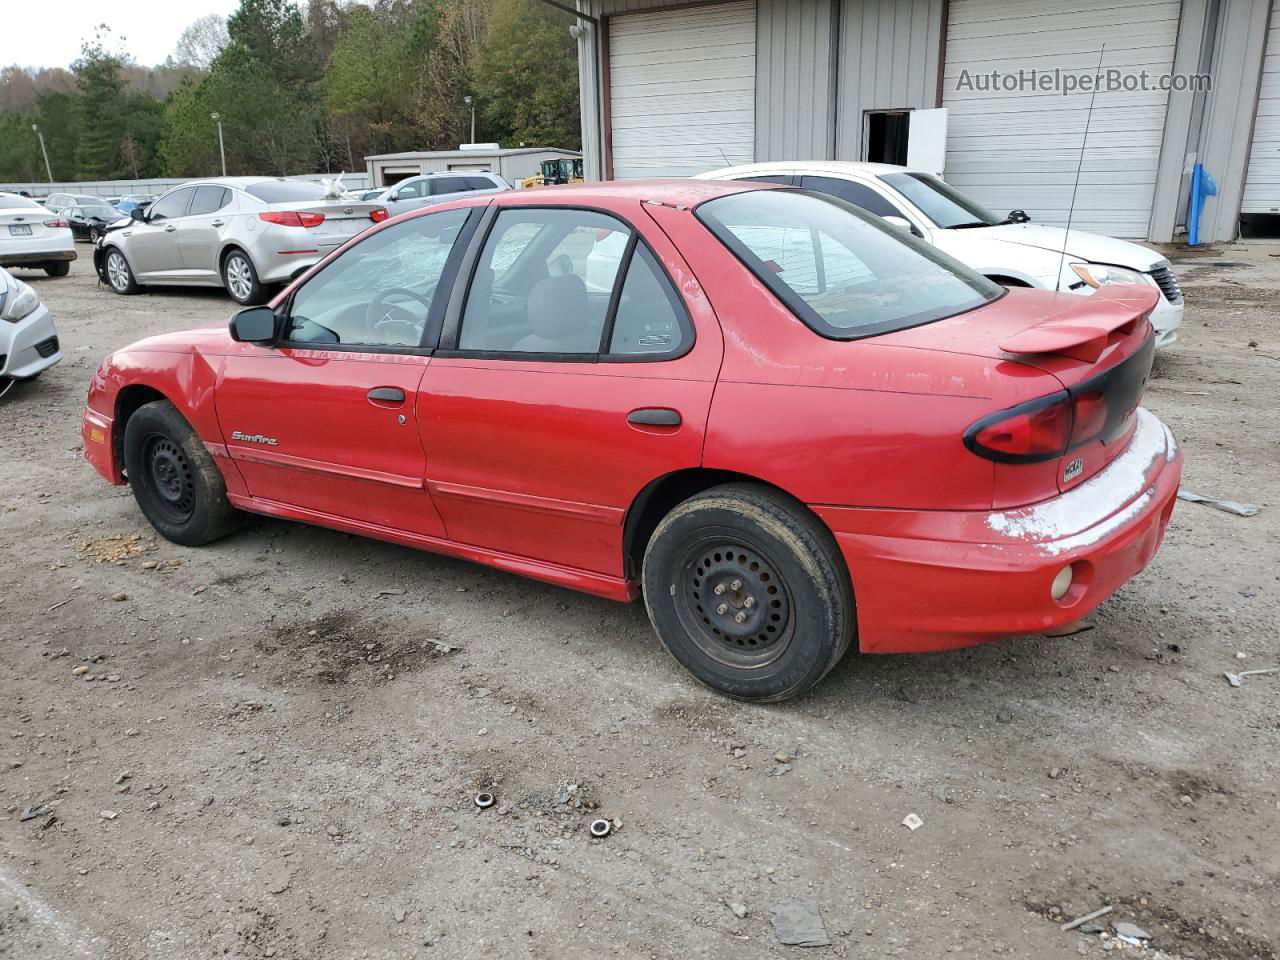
<box><xmin>608</xmin><ymin>1</ymin><xmax>756</xmax><ymax>179</ymax></box>
<box><xmin>942</xmin><ymin>0</ymin><xmax>1181</xmax><ymax>238</ymax></box>
<box><xmin>1243</xmin><ymin>0</ymin><xmax>1280</xmax><ymax>214</ymax></box>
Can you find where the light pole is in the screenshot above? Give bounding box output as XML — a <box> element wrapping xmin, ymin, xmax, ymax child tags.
<box><xmin>211</xmin><ymin>112</ymin><xmax>226</xmax><ymax>176</ymax></box>
<box><xmin>463</xmin><ymin>96</ymin><xmax>476</xmax><ymax>145</ymax></box>
<box><xmin>31</xmin><ymin>124</ymin><xmax>53</xmax><ymax>183</ymax></box>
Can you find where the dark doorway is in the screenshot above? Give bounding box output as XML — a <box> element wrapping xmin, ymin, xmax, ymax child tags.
<box><xmin>1240</xmin><ymin>213</ymin><xmax>1280</xmax><ymax>239</ymax></box>
<box><xmin>866</xmin><ymin>111</ymin><xmax>910</xmax><ymax>165</ymax></box>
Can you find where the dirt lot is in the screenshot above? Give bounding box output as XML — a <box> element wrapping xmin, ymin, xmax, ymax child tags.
<box><xmin>2</xmin><ymin>247</ymin><xmax>1278</xmax><ymax>960</ymax></box>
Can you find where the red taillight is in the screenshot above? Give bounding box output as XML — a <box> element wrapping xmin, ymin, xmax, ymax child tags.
<box><xmin>43</xmin><ymin>218</ymin><xmax>69</xmax><ymax>228</ymax></box>
<box><xmin>965</xmin><ymin>390</ymin><xmax>1114</xmax><ymax>463</ymax></box>
<box><xmin>259</xmin><ymin>211</ymin><xmax>325</xmax><ymax>228</ymax></box>
<box><xmin>369</xmin><ymin>207</ymin><xmax>389</xmax><ymax>223</ymax></box>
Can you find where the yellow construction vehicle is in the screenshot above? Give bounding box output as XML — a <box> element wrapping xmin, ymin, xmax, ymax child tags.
<box><xmin>521</xmin><ymin>158</ymin><xmax>585</xmax><ymax>189</ymax></box>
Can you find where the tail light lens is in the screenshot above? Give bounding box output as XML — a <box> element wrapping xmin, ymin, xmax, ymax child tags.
<box><xmin>259</xmin><ymin>211</ymin><xmax>325</xmax><ymax>228</ymax></box>
<box><xmin>43</xmin><ymin>218</ymin><xmax>69</xmax><ymax>228</ymax></box>
<box><xmin>369</xmin><ymin>207</ymin><xmax>389</xmax><ymax>223</ymax></box>
<box><xmin>965</xmin><ymin>391</ymin><xmax>1114</xmax><ymax>464</ymax></box>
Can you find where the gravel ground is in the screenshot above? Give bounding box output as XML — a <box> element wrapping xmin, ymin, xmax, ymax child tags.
<box><xmin>1</xmin><ymin>248</ymin><xmax>1278</xmax><ymax>960</ymax></box>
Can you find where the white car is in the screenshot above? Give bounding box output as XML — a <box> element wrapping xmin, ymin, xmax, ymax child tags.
<box><xmin>0</xmin><ymin>192</ymin><xmax>76</xmax><ymax>277</ymax></box>
<box><xmin>698</xmin><ymin>162</ymin><xmax>1184</xmax><ymax>347</ymax></box>
<box><xmin>0</xmin><ymin>266</ymin><xmax>61</xmax><ymax>397</ymax></box>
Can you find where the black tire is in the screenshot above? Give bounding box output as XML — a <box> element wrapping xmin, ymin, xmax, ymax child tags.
<box><xmin>45</xmin><ymin>261</ymin><xmax>70</xmax><ymax>278</ymax></box>
<box><xmin>104</xmin><ymin>247</ymin><xmax>139</xmax><ymax>294</ymax></box>
<box><xmin>642</xmin><ymin>483</ymin><xmax>856</xmax><ymax>702</ymax></box>
<box><xmin>122</xmin><ymin>400</ymin><xmax>239</xmax><ymax>546</ymax></box>
<box><xmin>222</xmin><ymin>249</ymin><xmax>265</xmax><ymax>305</ymax></box>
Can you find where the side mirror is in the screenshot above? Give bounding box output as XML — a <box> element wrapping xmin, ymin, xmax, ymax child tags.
<box><xmin>229</xmin><ymin>306</ymin><xmax>278</xmax><ymax>344</ymax></box>
<box><xmin>883</xmin><ymin>215</ymin><xmax>923</xmax><ymax>238</ymax></box>
<box><xmin>1007</xmin><ymin>209</ymin><xmax>1031</xmax><ymax>224</ymax></box>
<box><xmin>130</xmin><ymin>206</ymin><xmax>146</xmax><ymax>222</ymax></box>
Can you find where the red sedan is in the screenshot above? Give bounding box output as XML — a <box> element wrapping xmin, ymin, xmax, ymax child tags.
<box><xmin>82</xmin><ymin>181</ymin><xmax>1181</xmax><ymax>701</ymax></box>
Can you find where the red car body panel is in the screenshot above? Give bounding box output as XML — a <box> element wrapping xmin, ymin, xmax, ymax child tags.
<box><xmin>83</xmin><ymin>180</ymin><xmax>1182</xmax><ymax>653</ymax></box>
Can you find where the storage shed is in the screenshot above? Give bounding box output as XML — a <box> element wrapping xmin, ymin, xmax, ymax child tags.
<box><xmin>364</xmin><ymin>147</ymin><xmax>582</xmax><ymax>188</ymax></box>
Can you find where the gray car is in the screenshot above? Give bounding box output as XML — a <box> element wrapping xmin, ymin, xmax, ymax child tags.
<box><xmin>94</xmin><ymin>177</ymin><xmax>388</xmax><ymax>305</ymax></box>
<box><xmin>0</xmin><ymin>265</ymin><xmax>61</xmax><ymax>398</ymax></box>
<box><xmin>378</xmin><ymin>171</ymin><xmax>511</xmax><ymax>218</ymax></box>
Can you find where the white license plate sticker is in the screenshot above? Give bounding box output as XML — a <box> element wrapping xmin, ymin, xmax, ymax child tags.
<box><xmin>8</xmin><ymin>224</ymin><xmax>32</xmax><ymax>236</ymax></box>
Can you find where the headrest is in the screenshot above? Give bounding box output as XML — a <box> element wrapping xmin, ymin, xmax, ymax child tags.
<box><xmin>527</xmin><ymin>274</ymin><xmax>588</xmax><ymax>339</ymax></box>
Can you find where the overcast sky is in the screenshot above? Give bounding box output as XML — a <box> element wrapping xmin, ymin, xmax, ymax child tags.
<box><xmin>1</xmin><ymin>1</ymin><xmax>242</xmax><ymax>69</ymax></box>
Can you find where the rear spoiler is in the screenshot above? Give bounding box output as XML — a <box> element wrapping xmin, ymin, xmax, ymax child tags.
<box><xmin>999</xmin><ymin>284</ymin><xmax>1160</xmax><ymax>363</ymax></box>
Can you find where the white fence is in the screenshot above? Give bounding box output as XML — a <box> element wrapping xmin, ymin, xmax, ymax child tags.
<box><xmin>0</xmin><ymin>171</ymin><xmax>372</xmax><ymax>199</ymax></box>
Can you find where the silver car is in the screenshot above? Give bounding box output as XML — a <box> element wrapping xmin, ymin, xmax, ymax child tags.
<box><xmin>378</xmin><ymin>172</ymin><xmax>510</xmax><ymax>218</ymax></box>
<box><xmin>94</xmin><ymin>177</ymin><xmax>389</xmax><ymax>305</ymax></box>
<box><xmin>0</xmin><ymin>265</ymin><xmax>61</xmax><ymax>398</ymax></box>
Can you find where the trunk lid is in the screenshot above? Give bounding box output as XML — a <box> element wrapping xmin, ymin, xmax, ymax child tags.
<box><xmin>881</xmin><ymin>284</ymin><xmax>1159</xmax><ymax>505</ymax></box>
<box><xmin>0</xmin><ymin>202</ymin><xmax>63</xmax><ymax>241</ymax></box>
<box><xmin>265</xmin><ymin>199</ymin><xmax>385</xmax><ymax>244</ymax></box>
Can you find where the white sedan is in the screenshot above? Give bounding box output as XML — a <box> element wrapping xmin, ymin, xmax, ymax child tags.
<box><xmin>0</xmin><ymin>192</ymin><xmax>76</xmax><ymax>277</ymax></box>
<box><xmin>698</xmin><ymin>162</ymin><xmax>1184</xmax><ymax>347</ymax></box>
<box><xmin>0</xmin><ymin>266</ymin><xmax>61</xmax><ymax>397</ymax></box>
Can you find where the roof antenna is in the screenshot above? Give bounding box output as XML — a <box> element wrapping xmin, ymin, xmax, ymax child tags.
<box><xmin>1057</xmin><ymin>43</ymin><xmax>1107</xmax><ymax>292</ymax></box>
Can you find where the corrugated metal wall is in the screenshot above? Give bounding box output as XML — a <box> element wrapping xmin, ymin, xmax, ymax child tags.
<box><xmin>1242</xmin><ymin>0</ymin><xmax>1280</xmax><ymax>214</ymax></box>
<box><xmin>756</xmin><ymin>0</ymin><xmax>836</xmax><ymax>161</ymax></box>
<box><xmin>835</xmin><ymin>0</ymin><xmax>945</xmax><ymax>160</ymax></box>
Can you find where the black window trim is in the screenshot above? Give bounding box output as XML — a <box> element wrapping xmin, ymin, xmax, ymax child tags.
<box><xmin>435</xmin><ymin>202</ymin><xmax>695</xmax><ymax>365</ymax></box>
<box><xmin>270</xmin><ymin>205</ymin><xmax>484</xmax><ymax>358</ymax></box>
<box><xmin>148</xmin><ymin>186</ymin><xmax>197</xmax><ymax>222</ymax></box>
<box><xmin>693</xmin><ymin>187</ymin><xmax>1005</xmax><ymax>343</ymax></box>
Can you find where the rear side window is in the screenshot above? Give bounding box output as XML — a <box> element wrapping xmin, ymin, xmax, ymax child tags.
<box><xmin>697</xmin><ymin>189</ymin><xmax>1000</xmax><ymax>340</ymax></box>
<box><xmin>463</xmin><ymin>176</ymin><xmax>498</xmax><ymax>190</ymax></box>
<box><xmin>799</xmin><ymin>176</ymin><xmax>904</xmax><ymax>219</ymax></box>
<box><xmin>189</xmin><ymin>186</ymin><xmax>230</xmax><ymax>216</ymax></box>
<box><xmin>245</xmin><ymin>180</ymin><xmax>326</xmax><ymax>203</ymax></box>
<box><xmin>454</xmin><ymin>207</ymin><xmax>690</xmax><ymax>359</ymax></box>
<box><xmin>431</xmin><ymin>177</ymin><xmax>472</xmax><ymax>196</ymax></box>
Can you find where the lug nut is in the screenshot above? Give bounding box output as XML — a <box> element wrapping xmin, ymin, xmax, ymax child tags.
<box><xmin>714</xmin><ymin>584</ymin><xmax>726</xmax><ymax>596</ymax></box>
<box><xmin>716</xmin><ymin>603</ymin><xmax>729</xmax><ymax>615</ymax></box>
<box><xmin>734</xmin><ymin>611</ymin><xmax>747</xmax><ymax>624</ymax></box>
<box><xmin>743</xmin><ymin>596</ymin><xmax>755</xmax><ymax>608</ymax></box>
<box><xmin>730</xmin><ymin>579</ymin><xmax>742</xmax><ymax>591</ymax></box>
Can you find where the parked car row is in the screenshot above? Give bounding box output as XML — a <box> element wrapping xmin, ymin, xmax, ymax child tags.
<box><xmin>82</xmin><ymin>178</ymin><xmax>1182</xmax><ymax>700</ymax></box>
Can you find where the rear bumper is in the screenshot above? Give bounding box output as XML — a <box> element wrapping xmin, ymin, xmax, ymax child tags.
<box><xmin>0</xmin><ymin>303</ymin><xmax>61</xmax><ymax>379</ymax></box>
<box><xmin>0</xmin><ymin>248</ymin><xmax>77</xmax><ymax>266</ymax></box>
<box><xmin>816</xmin><ymin>408</ymin><xmax>1182</xmax><ymax>654</ymax></box>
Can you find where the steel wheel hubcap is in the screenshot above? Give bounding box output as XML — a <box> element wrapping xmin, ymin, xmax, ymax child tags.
<box><xmin>226</xmin><ymin>257</ymin><xmax>251</xmax><ymax>300</ymax></box>
<box><xmin>676</xmin><ymin>540</ymin><xmax>793</xmax><ymax>668</ymax></box>
<box><xmin>107</xmin><ymin>253</ymin><xmax>128</xmax><ymax>290</ymax></box>
<box><xmin>145</xmin><ymin>436</ymin><xmax>194</xmax><ymax>521</ymax></box>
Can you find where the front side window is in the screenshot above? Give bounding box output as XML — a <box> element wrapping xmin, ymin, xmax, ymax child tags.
<box><xmin>148</xmin><ymin>189</ymin><xmax>194</xmax><ymax>221</ymax></box>
<box><xmin>395</xmin><ymin>180</ymin><xmax>425</xmax><ymax>200</ymax></box>
<box><xmin>879</xmin><ymin>172</ymin><xmax>1001</xmax><ymax>229</ymax></box>
<box><xmin>697</xmin><ymin>189</ymin><xmax>1001</xmax><ymax>340</ymax></box>
<box><xmin>284</xmin><ymin>208</ymin><xmax>469</xmax><ymax>349</ymax></box>
<box><xmin>456</xmin><ymin>208</ymin><xmax>689</xmax><ymax>358</ymax></box>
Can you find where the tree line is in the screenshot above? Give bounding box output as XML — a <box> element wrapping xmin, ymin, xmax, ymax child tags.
<box><xmin>0</xmin><ymin>0</ymin><xmax>581</xmax><ymax>184</ymax></box>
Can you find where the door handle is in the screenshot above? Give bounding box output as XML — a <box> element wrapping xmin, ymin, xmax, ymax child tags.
<box><xmin>211</xmin><ymin>220</ymin><xmax>225</xmax><ymax>227</ymax></box>
<box><xmin>627</xmin><ymin>408</ymin><xmax>681</xmax><ymax>427</ymax></box>
<box><xmin>163</xmin><ymin>224</ymin><xmax>176</xmax><ymax>232</ymax></box>
<box><xmin>367</xmin><ymin>386</ymin><xmax>406</xmax><ymax>404</ymax></box>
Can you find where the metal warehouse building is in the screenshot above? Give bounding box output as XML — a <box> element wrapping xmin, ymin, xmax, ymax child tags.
<box><xmin>551</xmin><ymin>0</ymin><xmax>1280</xmax><ymax>243</ymax></box>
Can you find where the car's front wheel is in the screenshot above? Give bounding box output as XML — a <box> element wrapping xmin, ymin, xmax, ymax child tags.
<box><xmin>104</xmin><ymin>248</ymin><xmax>138</xmax><ymax>294</ymax></box>
<box><xmin>642</xmin><ymin>483</ymin><xmax>856</xmax><ymax>702</ymax></box>
<box><xmin>222</xmin><ymin>249</ymin><xmax>265</xmax><ymax>305</ymax></box>
<box><xmin>122</xmin><ymin>400</ymin><xmax>240</xmax><ymax>546</ymax></box>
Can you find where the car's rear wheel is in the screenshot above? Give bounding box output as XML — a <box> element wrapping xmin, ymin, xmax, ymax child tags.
<box><xmin>104</xmin><ymin>248</ymin><xmax>138</xmax><ymax>294</ymax></box>
<box><xmin>123</xmin><ymin>400</ymin><xmax>239</xmax><ymax>546</ymax></box>
<box><xmin>45</xmin><ymin>261</ymin><xmax>70</xmax><ymax>278</ymax></box>
<box><xmin>222</xmin><ymin>249</ymin><xmax>265</xmax><ymax>305</ymax></box>
<box><xmin>642</xmin><ymin>483</ymin><xmax>856</xmax><ymax>702</ymax></box>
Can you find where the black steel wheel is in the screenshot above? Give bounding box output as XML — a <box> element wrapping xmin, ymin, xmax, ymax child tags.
<box><xmin>123</xmin><ymin>400</ymin><xmax>240</xmax><ymax>546</ymax></box>
<box><xmin>643</xmin><ymin>483</ymin><xmax>856</xmax><ymax>702</ymax></box>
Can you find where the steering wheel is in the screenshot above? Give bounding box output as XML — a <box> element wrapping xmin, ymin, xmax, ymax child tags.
<box><xmin>363</xmin><ymin>285</ymin><xmax>435</xmax><ymax>340</ymax></box>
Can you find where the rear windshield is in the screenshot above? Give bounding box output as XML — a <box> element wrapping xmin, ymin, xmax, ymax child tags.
<box><xmin>245</xmin><ymin>180</ymin><xmax>326</xmax><ymax>203</ymax></box>
<box><xmin>1</xmin><ymin>194</ymin><xmax>40</xmax><ymax>208</ymax></box>
<box><xmin>697</xmin><ymin>189</ymin><xmax>1002</xmax><ymax>340</ymax></box>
